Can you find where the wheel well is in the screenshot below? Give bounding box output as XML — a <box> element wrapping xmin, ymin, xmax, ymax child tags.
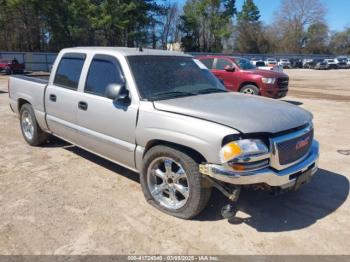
<box><xmin>239</xmin><ymin>82</ymin><xmax>259</xmax><ymax>92</ymax></box>
<box><xmin>144</xmin><ymin>140</ymin><xmax>207</xmax><ymax>164</ymax></box>
<box><xmin>18</xmin><ymin>98</ymin><xmax>30</xmax><ymax>111</ymax></box>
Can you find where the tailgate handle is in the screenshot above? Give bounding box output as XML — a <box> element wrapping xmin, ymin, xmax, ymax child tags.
<box><xmin>49</xmin><ymin>94</ymin><xmax>57</xmax><ymax>102</ymax></box>
<box><xmin>78</xmin><ymin>101</ymin><xmax>88</xmax><ymax>111</ymax></box>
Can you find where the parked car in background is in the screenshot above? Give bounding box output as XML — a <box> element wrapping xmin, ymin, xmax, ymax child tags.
<box><xmin>254</xmin><ymin>61</ymin><xmax>283</xmax><ymax>72</ymax></box>
<box><xmin>290</xmin><ymin>58</ymin><xmax>303</xmax><ymax>68</ymax></box>
<box><xmin>197</xmin><ymin>55</ymin><xmax>289</xmax><ymax>98</ymax></box>
<box><xmin>324</xmin><ymin>59</ymin><xmax>338</xmax><ymax>69</ymax></box>
<box><xmin>302</xmin><ymin>59</ymin><xmax>314</xmax><ymax>69</ymax></box>
<box><xmin>314</xmin><ymin>61</ymin><xmax>329</xmax><ymax>70</ymax></box>
<box><xmin>336</xmin><ymin>57</ymin><xmax>349</xmax><ymax>69</ymax></box>
<box><xmin>0</xmin><ymin>58</ymin><xmax>25</xmax><ymax>74</ymax></box>
<box><xmin>250</xmin><ymin>58</ymin><xmax>262</xmax><ymax>65</ymax></box>
<box><xmin>8</xmin><ymin>47</ymin><xmax>319</xmax><ymax>219</ymax></box>
<box><xmin>278</xmin><ymin>59</ymin><xmax>291</xmax><ymax>69</ymax></box>
<box><xmin>265</xmin><ymin>58</ymin><xmax>278</xmax><ymax>67</ymax></box>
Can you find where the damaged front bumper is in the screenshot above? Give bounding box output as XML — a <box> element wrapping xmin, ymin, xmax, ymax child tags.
<box><xmin>200</xmin><ymin>141</ymin><xmax>319</xmax><ymax>189</ymax></box>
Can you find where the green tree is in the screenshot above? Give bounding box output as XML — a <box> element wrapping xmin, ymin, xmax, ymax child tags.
<box><xmin>329</xmin><ymin>28</ymin><xmax>350</xmax><ymax>55</ymax></box>
<box><xmin>0</xmin><ymin>0</ymin><xmax>167</xmax><ymax>51</ymax></box>
<box><xmin>234</xmin><ymin>0</ymin><xmax>264</xmax><ymax>53</ymax></box>
<box><xmin>304</xmin><ymin>22</ymin><xmax>330</xmax><ymax>54</ymax></box>
<box><xmin>180</xmin><ymin>0</ymin><xmax>236</xmax><ymax>52</ymax></box>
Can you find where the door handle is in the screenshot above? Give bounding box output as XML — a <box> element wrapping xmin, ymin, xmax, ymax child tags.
<box><xmin>78</xmin><ymin>101</ymin><xmax>88</xmax><ymax>111</ymax></box>
<box><xmin>49</xmin><ymin>94</ymin><xmax>57</xmax><ymax>102</ymax></box>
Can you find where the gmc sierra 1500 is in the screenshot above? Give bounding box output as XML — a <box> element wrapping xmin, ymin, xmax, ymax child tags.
<box><xmin>8</xmin><ymin>47</ymin><xmax>319</xmax><ymax>219</ymax></box>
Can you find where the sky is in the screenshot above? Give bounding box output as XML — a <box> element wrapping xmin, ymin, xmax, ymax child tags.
<box><xmin>235</xmin><ymin>0</ymin><xmax>349</xmax><ymax>31</ymax></box>
<box><xmin>171</xmin><ymin>0</ymin><xmax>349</xmax><ymax>32</ymax></box>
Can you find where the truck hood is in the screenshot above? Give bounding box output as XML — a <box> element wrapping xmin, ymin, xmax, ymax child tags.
<box><xmin>244</xmin><ymin>69</ymin><xmax>288</xmax><ymax>78</ymax></box>
<box><xmin>153</xmin><ymin>92</ymin><xmax>312</xmax><ymax>134</ymax></box>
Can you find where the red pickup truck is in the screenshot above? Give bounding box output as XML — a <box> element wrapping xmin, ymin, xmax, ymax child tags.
<box><xmin>0</xmin><ymin>58</ymin><xmax>25</xmax><ymax>75</ymax></box>
<box><xmin>197</xmin><ymin>55</ymin><xmax>289</xmax><ymax>98</ymax></box>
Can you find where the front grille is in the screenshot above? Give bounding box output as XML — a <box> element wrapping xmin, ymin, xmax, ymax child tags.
<box><xmin>276</xmin><ymin>128</ymin><xmax>313</xmax><ymax>165</ymax></box>
<box><xmin>277</xmin><ymin>77</ymin><xmax>289</xmax><ymax>90</ymax></box>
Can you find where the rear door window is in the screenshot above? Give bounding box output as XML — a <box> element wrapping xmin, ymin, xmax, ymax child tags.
<box><xmin>84</xmin><ymin>55</ymin><xmax>125</xmax><ymax>98</ymax></box>
<box><xmin>54</xmin><ymin>53</ymin><xmax>86</xmax><ymax>90</ymax></box>
<box><xmin>199</xmin><ymin>58</ymin><xmax>214</xmax><ymax>69</ymax></box>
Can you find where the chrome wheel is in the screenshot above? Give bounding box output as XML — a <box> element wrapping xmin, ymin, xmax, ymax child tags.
<box><xmin>21</xmin><ymin>110</ymin><xmax>34</xmax><ymax>140</ymax></box>
<box><xmin>242</xmin><ymin>88</ymin><xmax>256</xmax><ymax>95</ymax></box>
<box><xmin>147</xmin><ymin>157</ymin><xmax>189</xmax><ymax>210</ymax></box>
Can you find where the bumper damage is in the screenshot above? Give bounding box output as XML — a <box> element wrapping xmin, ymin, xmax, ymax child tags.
<box><xmin>200</xmin><ymin>140</ymin><xmax>319</xmax><ymax>190</ymax></box>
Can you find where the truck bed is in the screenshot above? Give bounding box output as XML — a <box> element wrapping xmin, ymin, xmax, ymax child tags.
<box><xmin>12</xmin><ymin>74</ymin><xmax>49</xmax><ymax>84</ymax></box>
<box><xmin>9</xmin><ymin>74</ymin><xmax>49</xmax><ymax>131</ymax></box>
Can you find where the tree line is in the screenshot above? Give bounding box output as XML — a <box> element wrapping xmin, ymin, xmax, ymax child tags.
<box><xmin>0</xmin><ymin>0</ymin><xmax>349</xmax><ymax>55</ymax></box>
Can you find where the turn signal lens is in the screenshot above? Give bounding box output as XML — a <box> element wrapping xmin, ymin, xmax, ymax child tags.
<box><xmin>229</xmin><ymin>163</ymin><xmax>246</xmax><ymax>171</ymax></box>
<box><xmin>219</xmin><ymin>139</ymin><xmax>268</xmax><ymax>163</ymax></box>
<box><xmin>220</xmin><ymin>142</ymin><xmax>242</xmax><ymax>163</ymax></box>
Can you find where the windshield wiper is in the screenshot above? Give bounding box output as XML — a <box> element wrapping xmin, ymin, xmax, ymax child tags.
<box><xmin>147</xmin><ymin>91</ymin><xmax>198</xmax><ymax>101</ymax></box>
<box><xmin>196</xmin><ymin>88</ymin><xmax>227</xmax><ymax>94</ymax></box>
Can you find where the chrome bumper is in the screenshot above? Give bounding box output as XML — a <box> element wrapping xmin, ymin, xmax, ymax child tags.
<box><xmin>200</xmin><ymin>140</ymin><xmax>319</xmax><ymax>189</ymax></box>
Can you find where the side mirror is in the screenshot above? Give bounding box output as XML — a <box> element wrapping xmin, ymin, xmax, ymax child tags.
<box><xmin>224</xmin><ymin>65</ymin><xmax>235</xmax><ymax>72</ymax></box>
<box><xmin>106</xmin><ymin>83</ymin><xmax>129</xmax><ymax>101</ymax></box>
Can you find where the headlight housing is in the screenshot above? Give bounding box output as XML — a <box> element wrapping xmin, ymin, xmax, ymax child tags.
<box><xmin>261</xmin><ymin>77</ymin><xmax>276</xmax><ymax>84</ymax></box>
<box><xmin>219</xmin><ymin>139</ymin><xmax>269</xmax><ymax>164</ymax></box>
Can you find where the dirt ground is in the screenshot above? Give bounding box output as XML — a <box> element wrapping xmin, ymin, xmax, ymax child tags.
<box><xmin>0</xmin><ymin>69</ymin><xmax>349</xmax><ymax>255</ymax></box>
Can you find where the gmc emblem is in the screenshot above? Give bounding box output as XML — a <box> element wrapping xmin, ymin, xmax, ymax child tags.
<box><xmin>296</xmin><ymin>136</ymin><xmax>310</xmax><ymax>150</ymax></box>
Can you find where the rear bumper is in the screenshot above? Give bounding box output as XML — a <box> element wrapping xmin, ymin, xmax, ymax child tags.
<box><xmin>200</xmin><ymin>140</ymin><xmax>319</xmax><ymax>189</ymax></box>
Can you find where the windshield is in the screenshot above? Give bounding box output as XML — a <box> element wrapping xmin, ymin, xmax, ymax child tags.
<box><xmin>127</xmin><ymin>56</ymin><xmax>226</xmax><ymax>101</ymax></box>
<box><xmin>256</xmin><ymin>61</ymin><xmax>266</xmax><ymax>67</ymax></box>
<box><xmin>234</xmin><ymin>58</ymin><xmax>255</xmax><ymax>70</ymax></box>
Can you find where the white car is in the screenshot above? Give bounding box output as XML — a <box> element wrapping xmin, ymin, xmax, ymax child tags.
<box><xmin>265</xmin><ymin>58</ymin><xmax>278</xmax><ymax>67</ymax></box>
<box><xmin>278</xmin><ymin>59</ymin><xmax>291</xmax><ymax>69</ymax></box>
<box><xmin>302</xmin><ymin>59</ymin><xmax>314</xmax><ymax>68</ymax></box>
<box><xmin>324</xmin><ymin>59</ymin><xmax>338</xmax><ymax>69</ymax></box>
<box><xmin>255</xmin><ymin>61</ymin><xmax>283</xmax><ymax>72</ymax></box>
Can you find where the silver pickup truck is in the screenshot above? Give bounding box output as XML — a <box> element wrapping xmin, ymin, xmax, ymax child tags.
<box><xmin>8</xmin><ymin>47</ymin><xmax>319</xmax><ymax>219</ymax></box>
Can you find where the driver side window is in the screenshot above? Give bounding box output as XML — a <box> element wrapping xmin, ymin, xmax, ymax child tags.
<box><xmin>85</xmin><ymin>55</ymin><xmax>125</xmax><ymax>98</ymax></box>
<box><xmin>215</xmin><ymin>59</ymin><xmax>233</xmax><ymax>70</ymax></box>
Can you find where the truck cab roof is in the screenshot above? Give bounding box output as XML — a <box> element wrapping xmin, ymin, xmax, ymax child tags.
<box><xmin>63</xmin><ymin>47</ymin><xmax>190</xmax><ymax>57</ymax></box>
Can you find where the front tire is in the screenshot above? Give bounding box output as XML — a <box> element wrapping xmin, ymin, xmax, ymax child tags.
<box><xmin>20</xmin><ymin>104</ymin><xmax>48</xmax><ymax>146</ymax></box>
<box><xmin>141</xmin><ymin>145</ymin><xmax>212</xmax><ymax>219</ymax></box>
<box><xmin>240</xmin><ymin>84</ymin><xmax>260</xmax><ymax>95</ymax></box>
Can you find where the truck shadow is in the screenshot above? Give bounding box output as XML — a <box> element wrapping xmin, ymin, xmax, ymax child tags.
<box><xmin>197</xmin><ymin>168</ymin><xmax>349</xmax><ymax>232</ymax></box>
<box><xmin>282</xmin><ymin>100</ymin><xmax>303</xmax><ymax>106</ymax></box>
<box><xmin>50</xmin><ymin>138</ymin><xmax>348</xmax><ymax>232</ymax></box>
<box><xmin>64</xmin><ymin>144</ymin><xmax>141</xmax><ymax>183</ymax></box>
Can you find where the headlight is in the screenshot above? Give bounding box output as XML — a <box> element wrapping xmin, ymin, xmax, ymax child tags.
<box><xmin>219</xmin><ymin>139</ymin><xmax>269</xmax><ymax>163</ymax></box>
<box><xmin>262</xmin><ymin>77</ymin><xmax>276</xmax><ymax>84</ymax></box>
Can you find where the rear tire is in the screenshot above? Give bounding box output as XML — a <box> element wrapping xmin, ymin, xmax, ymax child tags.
<box><xmin>240</xmin><ymin>84</ymin><xmax>260</xmax><ymax>95</ymax></box>
<box><xmin>140</xmin><ymin>145</ymin><xmax>212</xmax><ymax>219</ymax></box>
<box><xmin>20</xmin><ymin>103</ymin><xmax>48</xmax><ymax>146</ymax></box>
